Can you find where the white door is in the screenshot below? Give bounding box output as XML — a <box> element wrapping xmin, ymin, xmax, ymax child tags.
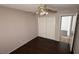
<box><xmin>38</xmin><ymin>14</ymin><xmax>56</xmax><ymax>40</ymax></box>
<box><xmin>46</xmin><ymin>15</ymin><xmax>55</xmax><ymax>39</ymax></box>
<box><xmin>38</xmin><ymin>16</ymin><xmax>47</xmax><ymax>38</ymax></box>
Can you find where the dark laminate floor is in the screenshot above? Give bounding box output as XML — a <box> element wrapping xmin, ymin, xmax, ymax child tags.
<box><xmin>10</xmin><ymin>37</ymin><xmax>70</xmax><ymax>54</ymax></box>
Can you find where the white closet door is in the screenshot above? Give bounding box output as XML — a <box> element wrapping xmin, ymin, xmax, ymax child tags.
<box><xmin>46</xmin><ymin>15</ymin><xmax>55</xmax><ymax>39</ymax></box>
<box><xmin>38</xmin><ymin>14</ymin><xmax>56</xmax><ymax>40</ymax></box>
<box><xmin>38</xmin><ymin>16</ymin><xmax>47</xmax><ymax>38</ymax></box>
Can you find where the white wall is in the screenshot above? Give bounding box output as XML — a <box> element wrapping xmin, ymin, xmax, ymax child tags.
<box><xmin>38</xmin><ymin>13</ymin><xmax>56</xmax><ymax>40</ymax></box>
<box><xmin>70</xmin><ymin>13</ymin><xmax>77</xmax><ymax>51</ymax></box>
<box><xmin>71</xmin><ymin>15</ymin><xmax>77</xmax><ymax>33</ymax></box>
<box><xmin>0</xmin><ymin>6</ymin><xmax>38</xmax><ymax>54</ymax></box>
<box><xmin>73</xmin><ymin>13</ymin><xmax>79</xmax><ymax>53</ymax></box>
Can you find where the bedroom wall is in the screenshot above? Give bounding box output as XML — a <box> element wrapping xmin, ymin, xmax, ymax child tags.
<box><xmin>73</xmin><ymin>13</ymin><xmax>79</xmax><ymax>53</ymax></box>
<box><xmin>0</xmin><ymin>6</ymin><xmax>38</xmax><ymax>53</ymax></box>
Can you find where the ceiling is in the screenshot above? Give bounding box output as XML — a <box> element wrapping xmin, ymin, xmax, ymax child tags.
<box><xmin>1</xmin><ymin>4</ymin><xmax>79</xmax><ymax>13</ymax></box>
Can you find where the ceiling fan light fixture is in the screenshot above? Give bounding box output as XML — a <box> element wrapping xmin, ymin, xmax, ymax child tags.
<box><xmin>39</xmin><ymin>11</ymin><xmax>48</xmax><ymax>16</ymax></box>
<box><xmin>35</xmin><ymin>5</ymin><xmax>57</xmax><ymax>16</ymax></box>
<box><xmin>45</xmin><ymin>12</ymin><xmax>48</xmax><ymax>15</ymax></box>
<box><xmin>35</xmin><ymin>5</ymin><xmax>48</xmax><ymax>16</ymax></box>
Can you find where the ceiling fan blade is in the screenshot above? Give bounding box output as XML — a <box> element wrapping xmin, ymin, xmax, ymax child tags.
<box><xmin>47</xmin><ymin>9</ymin><xmax>57</xmax><ymax>13</ymax></box>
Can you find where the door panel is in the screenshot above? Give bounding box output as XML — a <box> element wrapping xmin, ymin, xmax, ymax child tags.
<box><xmin>46</xmin><ymin>15</ymin><xmax>55</xmax><ymax>39</ymax></box>
<box><xmin>38</xmin><ymin>14</ymin><xmax>56</xmax><ymax>40</ymax></box>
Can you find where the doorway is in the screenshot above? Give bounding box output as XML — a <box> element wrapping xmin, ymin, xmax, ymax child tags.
<box><xmin>60</xmin><ymin>15</ymin><xmax>77</xmax><ymax>51</ymax></box>
<box><xmin>60</xmin><ymin>16</ymin><xmax>73</xmax><ymax>43</ymax></box>
<box><xmin>38</xmin><ymin>13</ymin><xmax>56</xmax><ymax>40</ymax></box>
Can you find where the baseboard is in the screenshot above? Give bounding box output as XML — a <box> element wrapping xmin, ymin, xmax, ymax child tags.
<box><xmin>9</xmin><ymin>36</ymin><xmax>38</xmax><ymax>54</ymax></box>
<box><xmin>37</xmin><ymin>36</ymin><xmax>60</xmax><ymax>42</ymax></box>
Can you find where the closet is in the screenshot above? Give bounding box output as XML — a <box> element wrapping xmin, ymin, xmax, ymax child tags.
<box><xmin>38</xmin><ymin>13</ymin><xmax>56</xmax><ymax>40</ymax></box>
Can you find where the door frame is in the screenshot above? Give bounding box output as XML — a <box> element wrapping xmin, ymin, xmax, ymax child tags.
<box><xmin>59</xmin><ymin>15</ymin><xmax>74</xmax><ymax>50</ymax></box>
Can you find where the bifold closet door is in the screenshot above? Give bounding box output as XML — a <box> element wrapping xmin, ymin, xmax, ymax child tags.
<box><xmin>46</xmin><ymin>15</ymin><xmax>55</xmax><ymax>39</ymax></box>
<box><xmin>38</xmin><ymin>14</ymin><xmax>56</xmax><ymax>40</ymax></box>
<box><xmin>38</xmin><ymin>16</ymin><xmax>47</xmax><ymax>38</ymax></box>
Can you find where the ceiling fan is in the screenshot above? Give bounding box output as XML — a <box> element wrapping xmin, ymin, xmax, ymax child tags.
<box><xmin>35</xmin><ymin>5</ymin><xmax>57</xmax><ymax>16</ymax></box>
